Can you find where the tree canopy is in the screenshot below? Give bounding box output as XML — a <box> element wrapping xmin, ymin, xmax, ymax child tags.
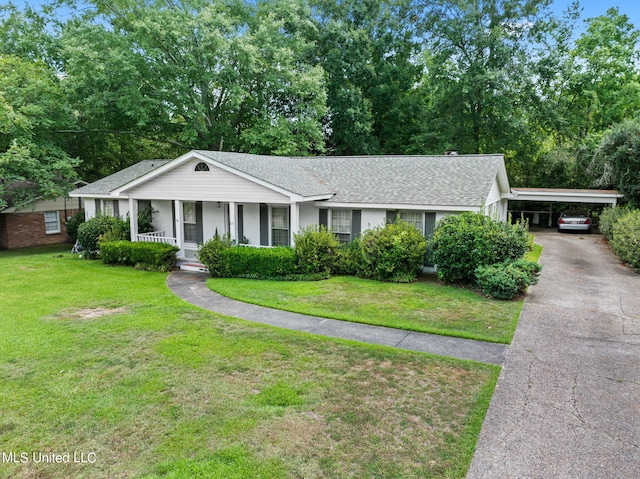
<box><xmin>1</xmin><ymin>0</ymin><xmax>639</xmax><ymax>199</ymax></box>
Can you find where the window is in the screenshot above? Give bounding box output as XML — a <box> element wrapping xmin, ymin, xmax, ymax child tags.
<box><xmin>102</xmin><ymin>200</ymin><xmax>114</xmax><ymax>217</ymax></box>
<box><xmin>399</xmin><ymin>211</ymin><xmax>423</xmax><ymax>233</ymax></box>
<box><xmin>183</xmin><ymin>202</ymin><xmax>197</xmax><ymax>243</ymax></box>
<box><xmin>331</xmin><ymin>209</ymin><xmax>351</xmax><ymax>243</ymax></box>
<box><xmin>44</xmin><ymin>211</ymin><xmax>61</xmax><ymax>234</ymax></box>
<box><xmin>271</xmin><ymin>207</ymin><xmax>289</xmax><ymax>246</ymax></box>
<box><xmin>194</xmin><ymin>162</ymin><xmax>210</xmax><ymax>172</ymax></box>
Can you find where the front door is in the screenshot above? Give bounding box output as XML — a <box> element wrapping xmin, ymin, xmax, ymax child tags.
<box><xmin>183</xmin><ymin>201</ymin><xmax>203</xmax><ymax>244</ymax></box>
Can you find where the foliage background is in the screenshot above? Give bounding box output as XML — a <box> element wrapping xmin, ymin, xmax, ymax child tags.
<box><xmin>1</xmin><ymin>0</ymin><xmax>640</xmax><ymax>204</ymax></box>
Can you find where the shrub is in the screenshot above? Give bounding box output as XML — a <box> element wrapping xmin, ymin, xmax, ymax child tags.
<box><xmin>100</xmin><ymin>240</ymin><xmax>179</xmax><ymax>271</ymax></box>
<box><xmin>65</xmin><ymin>210</ymin><xmax>85</xmax><ymax>242</ymax></box>
<box><xmin>197</xmin><ymin>231</ymin><xmax>234</xmax><ymax>277</ymax></box>
<box><xmin>222</xmin><ymin>246</ymin><xmax>298</xmax><ymax>278</ymax></box>
<box><xmin>294</xmin><ymin>225</ymin><xmax>341</xmax><ymax>274</ymax></box>
<box><xmin>334</xmin><ymin>239</ymin><xmax>362</xmax><ymax>276</ymax></box>
<box><xmin>599</xmin><ymin>206</ymin><xmax>631</xmax><ymax>241</ymax></box>
<box><xmin>475</xmin><ymin>260</ymin><xmax>541</xmax><ymax>300</ymax></box>
<box><xmin>358</xmin><ymin>220</ymin><xmax>427</xmax><ymax>283</ymax></box>
<box><xmin>429</xmin><ymin>212</ymin><xmax>529</xmax><ymax>284</ymax></box>
<box><xmin>77</xmin><ymin>215</ymin><xmax>129</xmax><ymax>258</ymax></box>
<box><xmin>610</xmin><ymin>209</ymin><xmax>640</xmax><ymax>271</ymax></box>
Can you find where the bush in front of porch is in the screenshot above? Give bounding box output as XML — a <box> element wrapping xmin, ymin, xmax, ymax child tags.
<box><xmin>198</xmin><ymin>222</ymin><xmax>428</xmax><ymax>283</ymax></box>
<box><xmin>100</xmin><ymin>240</ymin><xmax>179</xmax><ymax>271</ymax></box>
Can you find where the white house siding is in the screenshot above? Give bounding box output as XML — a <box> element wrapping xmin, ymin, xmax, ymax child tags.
<box><xmin>361</xmin><ymin>209</ymin><xmax>387</xmax><ymax>231</ymax></box>
<box><xmin>240</xmin><ymin>203</ymin><xmax>261</xmax><ymax>245</ymax></box>
<box><xmin>202</xmin><ymin>202</ymin><xmax>226</xmax><ymax>241</ymax></box>
<box><xmin>127</xmin><ymin>159</ymin><xmax>289</xmax><ymax>203</ymax></box>
<box><xmin>8</xmin><ymin>197</ymin><xmax>81</xmax><ymax>215</ymax></box>
<box><xmin>150</xmin><ymin>200</ymin><xmax>174</xmax><ymax>237</ymax></box>
<box><xmin>299</xmin><ymin>203</ymin><xmax>319</xmax><ymax>231</ymax></box>
<box><xmin>486</xmin><ymin>177</ymin><xmax>502</xmax><ymax>207</ymax></box>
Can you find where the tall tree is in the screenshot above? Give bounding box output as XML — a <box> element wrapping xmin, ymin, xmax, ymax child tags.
<box><xmin>413</xmin><ymin>0</ymin><xmax>552</xmax><ymax>160</ymax></box>
<box><xmin>568</xmin><ymin>8</ymin><xmax>640</xmax><ymax>140</ymax></box>
<box><xmin>0</xmin><ymin>55</ymin><xmax>79</xmax><ymax>210</ymax></box>
<box><xmin>311</xmin><ymin>0</ymin><xmax>423</xmax><ymax>155</ymax></box>
<box><xmin>59</xmin><ymin>0</ymin><xmax>327</xmax><ymax>163</ymax></box>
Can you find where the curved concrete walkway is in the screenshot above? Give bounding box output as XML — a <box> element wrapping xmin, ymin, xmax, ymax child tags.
<box><xmin>467</xmin><ymin>232</ymin><xmax>640</xmax><ymax>479</ymax></box>
<box><xmin>166</xmin><ymin>271</ymin><xmax>507</xmax><ymax>365</ymax></box>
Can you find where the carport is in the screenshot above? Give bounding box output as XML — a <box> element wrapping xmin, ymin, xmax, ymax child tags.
<box><xmin>509</xmin><ymin>188</ymin><xmax>624</xmax><ymax>227</ymax></box>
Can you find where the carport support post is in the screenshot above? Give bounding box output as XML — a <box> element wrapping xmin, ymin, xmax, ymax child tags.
<box><xmin>548</xmin><ymin>203</ymin><xmax>553</xmax><ymax>227</ymax></box>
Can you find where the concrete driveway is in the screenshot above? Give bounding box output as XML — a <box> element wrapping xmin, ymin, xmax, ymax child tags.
<box><xmin>467</xmin><ymin>231</ymin><xmax>640</xmax><ymax>479</ymax></box>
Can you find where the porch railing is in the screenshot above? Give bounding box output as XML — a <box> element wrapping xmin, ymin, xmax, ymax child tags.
<box><xmin>136</xmin><ymin>231</ymin><xmax>178</xmax><ymax>246</ymax></box>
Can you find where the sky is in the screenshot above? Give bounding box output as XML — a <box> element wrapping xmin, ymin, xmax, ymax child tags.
<box><xmin>7</xmin><ymin>0</ymin><xmax>640</xmax><ymax>32</ymax></box>
<box><xmin>551</xmin><ymin>0</ymin><xmax>640</xmax><ymax>30</ymax></box>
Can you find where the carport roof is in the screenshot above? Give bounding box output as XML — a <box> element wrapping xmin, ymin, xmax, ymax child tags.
<box><xmin>510</xmin><ymin>188</ymin><xmax>623</xmax><ymax>205</ymax></box>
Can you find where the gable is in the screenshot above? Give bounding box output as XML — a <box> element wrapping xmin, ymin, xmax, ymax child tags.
<box><xmin>126</xmin><ymin>159</ymin><xmax>289</xmax><ymax>202</ymax></box>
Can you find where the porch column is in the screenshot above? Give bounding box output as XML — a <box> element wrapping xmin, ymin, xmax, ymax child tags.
<box><xmin>174</xmin><ymin>200</ymin><xmax>185</xmax><ymax>258</ymax></box>
<box><xmin>228</xmin><ymin>201</ymin><xmax>237</xmax><ymax>243</ymax></box>
<box><xmin>548</xmin><ymin>203</ymin><xmax>553</xmax><ymax>227</ymax></box>
<box><xmin>290</xmin><ymin>202</ymin><xmax>299</xmax><ymax>247</ymax></box>
<box><xmin>129</xmin><ymin>198</ymin><xmax>139</xmax><ymax>241</ymax></box>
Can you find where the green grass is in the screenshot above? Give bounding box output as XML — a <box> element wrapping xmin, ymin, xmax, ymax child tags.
<box><xmin>525</xmin><ymin>243</ymin><xmax>543</xmax><ymax>262</ymax></box>
<box><xmin>0</xmin><ymin>246</ymin><xmax>498</xmax><ymax>478</ymax></box>
<box><xmin>207</xmin><ymin>244</ymin><xmax>544</xmax><ymax>345</ymax></box>
<box><xmin>208</xmin><ymin>275</ymin><xmax>523</xmax><ymax>343</ymax></box>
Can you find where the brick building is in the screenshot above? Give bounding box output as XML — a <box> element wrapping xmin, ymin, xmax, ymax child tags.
<box><xmin>0</xmin><ymin>196</ymin><xmax>84</xmax><ymax>250</ymax></box>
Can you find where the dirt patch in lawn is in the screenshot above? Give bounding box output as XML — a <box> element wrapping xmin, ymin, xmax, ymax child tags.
<box><xmin>49</xmin><ymin>306</ymin><xmax>129</xmax><ymax>320</ymax></box>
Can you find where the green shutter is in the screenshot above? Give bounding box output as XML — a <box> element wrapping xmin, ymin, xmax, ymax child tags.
<box><xmin>424</xmin><ymin>212</ymin><xmax>436</xmax><ymax>237</ymax></box>
<box><xmin>113</xmin><ymin>201</ymin><xmax>120</xmax><ymax>218</ymax></box>
<box><xmin>237</xmin><ymin>205</ymin><xmax>244</xmax><ymax>242</ymax></box>
<box><xmin>171</xmin><ymin>201</ymin><xmax>176</xmax><ymax>239</ymax></box>
<box><xmin>351</xmin><ymin>210</ymin><xmax>361</xmax><ymax>238</ymax></box>
<box><xmin>319</xmin><ymin>208</ymin><xmax>328</xmax><ymax>228</ymax></box>
<box><xmin>260</xmin><ymin>204</ymin><xmax>269</xmax><ymax>246</ymax></box>
<box><xmin>195</xmin><ymin>201</ymin><xmax>203</xmax><ymax>243</ymax></box>
<box><xmin>386</xmin><ymin>210</ymin><xmax>397</xmax><ymax>224</ymax></box>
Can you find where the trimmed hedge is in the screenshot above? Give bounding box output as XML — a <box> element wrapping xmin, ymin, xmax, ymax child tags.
<box><xmin>599</xmin><ymin>206</ymin><xmax>631</xmax><ymax>241</ymax></box>
<box><xmin>610</xmin><ymin>209</ymin><xmax>640</xmax><ymax>271</ymax></box>
<box><xmin>475</xmin><ymin>260</ymin><xmax>542</xmax><ymax>299</ymax></box>
<box><xmin>429</xmin><ymin>212</ymin><xmax>530</xmax><ymax>284</ymax></box>
<box><xmin>100</xmin><ymin>240</ymin><xmax>179</xmax><ymax>271</ymax></box>
<box><xmin>223</xmin><ymin>246</ymin><xmax>298</xmax><ymax>278</ymax></box>
<box><xmin>199</xmin><ymin>241</ymin><xmax>298</xmax><ymax>279</ymax></box>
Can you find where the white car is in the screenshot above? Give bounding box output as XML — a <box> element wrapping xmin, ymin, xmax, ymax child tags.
<box><xmin>557</xmin><ymin>210</ymin><xmax>592</xmax><ymax>233</ymax></box>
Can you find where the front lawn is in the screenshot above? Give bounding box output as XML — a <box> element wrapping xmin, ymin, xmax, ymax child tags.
<box><xmin>208</xmin><ymin>275</ymin><xmax>523</xmax><ymax>343</ymax></box>
<box><xmin>0</xmin><ymin>246</ymin><xmax>498</xmax><ymax>479</ymax></box>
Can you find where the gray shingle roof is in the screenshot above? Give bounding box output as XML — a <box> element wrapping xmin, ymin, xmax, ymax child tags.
<box><xmin>203</xmin><ymin>152</ymin><xmax>505</xmax><ymax>206</ymax></box>
<box><xmin>70</xmin><ymin>160</ymin><xmax>171</xmax><ymax>196</ymax></box>
<box><xmin>73</xmin><ymin>152</ymin><xmax>506</xmax><ymax>207</ymax></box>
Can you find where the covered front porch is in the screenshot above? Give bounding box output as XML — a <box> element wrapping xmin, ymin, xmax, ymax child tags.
<box><xmin>129</xmin><ymin>198</ymin><xmax>310</xmax><ymax>259</ymax></box>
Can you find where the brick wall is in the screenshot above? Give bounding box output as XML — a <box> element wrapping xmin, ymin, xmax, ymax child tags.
<box><xmin>0</xmin><ymin>209</ymin><xmax>79</xmax><ymax>250</ymax></box>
